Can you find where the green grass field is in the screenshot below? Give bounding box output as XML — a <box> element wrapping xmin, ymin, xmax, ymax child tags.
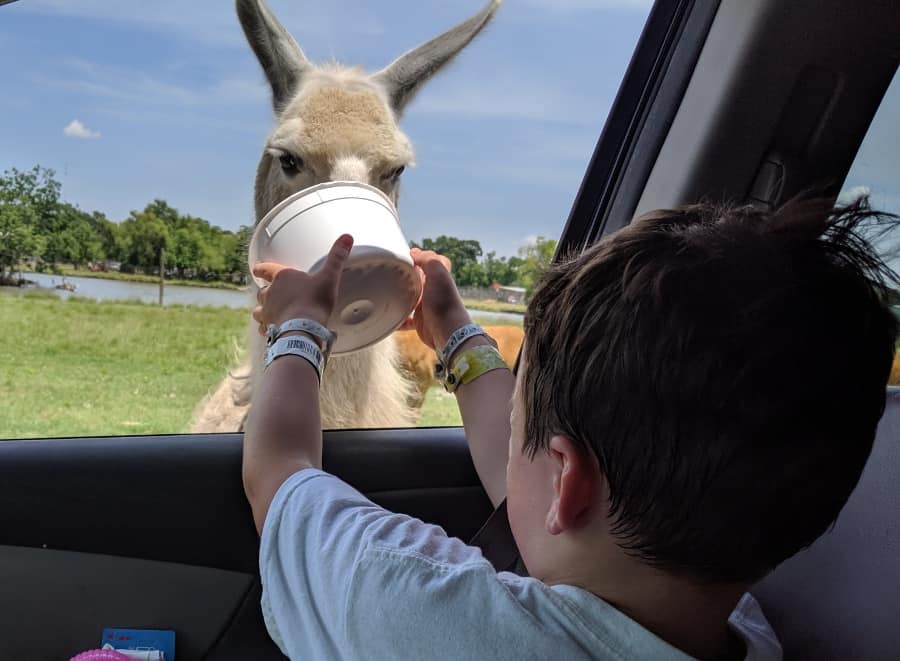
<box><xmin>0</xmin><ymin>290</ymin><xmax>494</xmax><ymax>438</ymax></box>
<box><xmin>0</xmin><ymin>291</ymin><xmax>248</xmax><ymax>438</ymax></box>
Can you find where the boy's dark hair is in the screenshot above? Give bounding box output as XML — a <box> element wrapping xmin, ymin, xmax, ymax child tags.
<box><xmin>523</xmin><ymin>197</ymin><xmax>899</xmax><ymax>583</ymax></box>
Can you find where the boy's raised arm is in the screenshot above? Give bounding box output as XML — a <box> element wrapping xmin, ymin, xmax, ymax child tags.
<box><xmin>243</xmin><ymin>236</ymin><xmax>353</xmax><ymax>534</ymax></box>
<box><xmin>410</xmin><ymin>250</ymin><xmax>514</xmax><ymax>507</ymax></box>
<box><xmin>452</xmin><ymin>354</ymin><xmax>514</xmax><ymax>507</ymax></box>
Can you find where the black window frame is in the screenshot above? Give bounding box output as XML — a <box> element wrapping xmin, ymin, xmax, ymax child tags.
<box><xmin>558</xmin><ymin>0</ymin><xmax>721</xmax><ymax>257</ymax></box>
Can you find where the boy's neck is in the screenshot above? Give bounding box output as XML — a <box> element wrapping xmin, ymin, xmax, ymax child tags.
<box><xmin>542</xmin><ymin>538</ymin><xmax>749</xmax><ymax>660</ymax></box>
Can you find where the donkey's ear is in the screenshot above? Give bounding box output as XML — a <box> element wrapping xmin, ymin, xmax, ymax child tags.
<box><xmin>372</xmin><ymin>0</ymin><xmax>502</xmax><ymax>115</ymax></box>
<box><xmin>236</xmin><ymin>0</ymin><xmax>310</xmax><ymax>111</ymax></box>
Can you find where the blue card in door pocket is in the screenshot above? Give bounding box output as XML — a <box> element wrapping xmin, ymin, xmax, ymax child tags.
<box><xmin>101</xmin><ymin>628</ymin><xmax>175</xmax><ymax>660</ymax></box>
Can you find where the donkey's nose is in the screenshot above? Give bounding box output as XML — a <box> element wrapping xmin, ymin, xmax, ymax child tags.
<box><xmin>330</xmin><ymin>156</ymin><xmax>370</xmax><ymax>184</ymax></box>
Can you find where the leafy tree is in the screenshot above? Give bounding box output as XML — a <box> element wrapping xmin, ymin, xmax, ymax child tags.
<box><xmin>458</xmin><ymin>260</ymin><xmax>489</xmax><ymax>288</ymax></box>
<box><xmin>0</xmin><ymin>167</ymin><xmax>117</xmax><ymax>268</ymax></box>
<box><xmin>118</xmin><ymin>211</ymin><xmax>171</xmax><ymax>270</ymax></box>
<box><xmin>225</xmin><ymin>225</ymin><xmax>252</xmax><ymax>277</ymax></box>
<box><xmin>87</xmin><ymin>211</ymin><xmax>119</xmax><ymax>260</ymax></box>
<box><xmin>0</xmin><ymin>205</ymin><xmax>42</xmax><ymax>281</ymax></box>
<box><xmin>0</xmin><ymin>166</ymin><xmax>62</xmax><ymax>269</ymax></box>
<box><xmin>198</xmin><ymin>232</ymin><xmax>227</xmax><ymax>276</ymax></box>
<box><xmin>171</xmin><ymin>226</ymin><xmax>202</xmax><ymax>272</ymax></box>
<box><xmin>411</xmin><ymin>235</ymin><xmax>483</xmax><ymax>284</ymax></box>
<box><xmin>143</xmin><ymin>199</ymin><xmax>181</xmax><ymax>230</ymax></box>
<box><xmin>0</xmin><ymin>165</ymin><xmax>273</xmax><ymax>284</ymax></box>
<box><xmin>482</xmin><ymin>251</ymin><xmax>518</xmax><ymax>286</ymax></box>
<box><xmin>0</xmin><ymin>165</ymin><xmax>61</xmax><ymax>219</ymax></box>
<box><xmin>515</xmin><ymin>236</ymin><xmax>558</xmax><ymax>295</ymax></box>
<box><xmin>106</xmin><ymin>203</ymin><xmax>246</xmax><ymax>278</ymax></box>
<box><xmin>43</xmin><ymin>204</ymin><xmax>103</xmax><ymax>266</ymax></box>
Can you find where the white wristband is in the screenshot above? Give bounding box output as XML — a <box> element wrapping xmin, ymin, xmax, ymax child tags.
<box><xmin>437</xmin><ymin>323</ymin><xmax>487</xmax><ymax>366</ymax></box>
<box><xmin>266</xmin><ymin>318</ymin><xmax>336</xmax><ymax>356</ymax></box>
<box><xmin>264</xmin><ymin>335</ymin><xmax>325</xmax><ymax>383</ymax></box>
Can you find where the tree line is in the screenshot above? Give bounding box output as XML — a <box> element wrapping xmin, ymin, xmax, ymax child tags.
<box><xmin>0</xmin><ymin>165</ymin><xmax>557</xmax><ymax>294</ymax></box>
<box><xmin>409</xmin><ymin>235</ymin><xmax>556</xmax><ymax>293</ymax></box>
<box><xmin>0</xmin><ymin>165</ymin><xmax>252</xmax><ymax>284</ymax></box>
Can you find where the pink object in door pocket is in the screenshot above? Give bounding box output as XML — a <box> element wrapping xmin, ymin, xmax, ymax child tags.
<box><xmin>71</xmin><ymin>650</ymin><xmax>134</xmax><ymax>661</ymax></box>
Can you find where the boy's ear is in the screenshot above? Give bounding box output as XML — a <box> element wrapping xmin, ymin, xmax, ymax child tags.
<box><xmin>545</xmin><ymin>435</ymin><xmax>602</xmax><ymax>536</ymax></box>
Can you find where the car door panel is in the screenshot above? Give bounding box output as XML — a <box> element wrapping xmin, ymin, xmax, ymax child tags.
<box><xmin>0</xmin><ymin>428</ymin><xmax>491</xmax><ymax>660</ymax></box>
<box><xmin>753</xmin><ymin>390</ymin><xmax>900</xmax><ymax>659</ymax></box>
<box><xmin>0</xmin><ymin>545</ymin><xmax>253</xmax><ymax>661</ymax></box>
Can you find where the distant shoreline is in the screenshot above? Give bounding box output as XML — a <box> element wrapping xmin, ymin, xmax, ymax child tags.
<box><xmin>3</xmin><ymin>268</ymin><xmax>525</xmax><ymax>318</ymax></box>
<box><xmin>10</xmin><ymin>266</ymin><xmax>527</xmax><ymax>315</ymax></box>
<box><xmin>461</xmin><ymin>298</ymin><xmax>526</xmax><ymax>315</ymax></box>
<box><xmin>55</xmin><ymin>267</ymin><xmax>247</xmax><ymax>292</ymax></box>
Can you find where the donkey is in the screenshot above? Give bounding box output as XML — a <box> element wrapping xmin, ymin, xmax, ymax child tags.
<box><xmin>190</xmin><ymin>0</ymin><xmax>502</xmax><ymax>432</ymax></box>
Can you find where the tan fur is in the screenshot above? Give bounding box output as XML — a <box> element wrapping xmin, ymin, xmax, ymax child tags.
<box><xmin>189</xmin><ymin>364</ymin><xmax>252</xmax><ymax>433</ymax></box>
<box><xmin>192</xmin><ymin>318</ymin><xmax>418</xmax><ymax>432</ymax></box>
<box><xmin>281</xmin><ymin>82</ymin><xmax>412</xmax><ymax>167</ymax></box>
<box><xmin>890</xmin><ymin>352</ymin><xmax>900</xmax><ymax>387</ymax></box>
<box><xmin>395</xmin><ymin>326</ymin><xmax>524</xmax><ymax>407</ymax></box>
<box><xmin>259</xmin><ymin>70</ymin><xmax>413</xmax><ymax>216</ymax></box>
<box><xmin>244</xmin><ymin>322</ymin><xmax>417</xmax><ymax>429</ymax></box>
<box><xmin>190</xmin><ymin>3</ymin><xmax>498</xmax><ymax>432</ymax></box>
<box><xmin>191</xmin><ymin>68</ymin><xmax>422</xmax><ymax>431</ymax></box>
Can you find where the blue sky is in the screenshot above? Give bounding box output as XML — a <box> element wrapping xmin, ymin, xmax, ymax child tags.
<box><xmin>842</xmin><ymin>71</ymin><xmax>900</xmax><ymax>215</ymax></box>
<box><xmin>0</xmin><ymin>0</ymin><xmax>654</xmax><ymax>258</ymax></box>
<box><xmin>1</xmin><ymin>0</ymin><xmax>896</xmax><ymax>262</ymax></box>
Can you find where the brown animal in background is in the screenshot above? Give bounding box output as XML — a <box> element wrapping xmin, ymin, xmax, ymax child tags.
<box><xmin>396</xmin><ymin>327</ymin><xmax>900</xmax><ymax>407</ymax></box>
<box><xmin>395</xmin><ymin>325</ymin><xmax>524</xmax><ymax>409</ymax></box>
<box><xmin>393</xmin><ymin>330</ymin><xmax>436</xmax><ymax>409</ymax></box>
<box><xmin>487</xmin><ymin>325</ymin><xmax>526</xmax><ymax>368</ymax></box>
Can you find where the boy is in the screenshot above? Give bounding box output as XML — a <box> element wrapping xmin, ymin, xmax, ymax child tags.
<box><xmin>243</xmin><ymin>197</ymin><xmax>898</xmax><ymax>659</ymax></box>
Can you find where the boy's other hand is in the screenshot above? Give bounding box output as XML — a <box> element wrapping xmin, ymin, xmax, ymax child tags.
<box><xmin>410</xmin><ymin>247</ymin><xmax>472</xmax><ymax>350</ymax></box>
<box><xmin>252</xmin><ymin>234</ymin><xmax>354</xmax><ymax>335</ymax></box>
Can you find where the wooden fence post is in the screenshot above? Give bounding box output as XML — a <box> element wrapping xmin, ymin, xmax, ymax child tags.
<box><xmin>159</xmin><ymin>247</ymin><xmax>165</xmax><ymax>306</ymax></box>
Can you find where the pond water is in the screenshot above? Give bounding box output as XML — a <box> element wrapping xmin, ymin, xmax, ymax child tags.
<box><xmin>13</xmin><ymin>272</ymin><xmax>526</xmax><ymax>320</ymax></box>
<box><xmin>20</xmin><ymin>272</ymin><xmax>249</xmax><ymax>308</ymax></box>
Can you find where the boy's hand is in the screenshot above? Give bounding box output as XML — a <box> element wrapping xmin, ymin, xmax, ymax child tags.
<box><xmin>409</xmin><ymin>248</ymin><xmax>472</xmax><ymax>350</ymax></box>
<box><xmin>252</xmin><ymin>234</ymin><xmax>353</xmax><ymax>335</ymax></box>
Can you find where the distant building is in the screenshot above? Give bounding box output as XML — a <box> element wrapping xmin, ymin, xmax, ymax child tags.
<box><xmin>494</xmin><ymin>284</ymin><xmax>526</xmax><ymax>304</ymax></box>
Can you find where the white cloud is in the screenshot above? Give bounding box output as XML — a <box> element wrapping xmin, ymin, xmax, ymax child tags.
<box><xmin>63</xmin><ymin>119</ymin><xmax>101</xmax><ymax>139</ymax></box>
<box><xmin>837</xmin><ymin>185</ymin><xmax>871</xmax><ymax>204</ymax></box>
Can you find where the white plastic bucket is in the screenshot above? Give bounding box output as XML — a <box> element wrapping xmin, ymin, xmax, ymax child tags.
<box><xmin>248</xmin><ymin>181</ymin><xmax>421</xmax><ymax>355</ymax></box>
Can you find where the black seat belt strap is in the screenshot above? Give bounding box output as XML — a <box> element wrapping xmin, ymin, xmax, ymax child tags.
<box><xmin>468</xmin><ymin>499</ymin><xmax>528</xmax><ymax>576</ymax></box>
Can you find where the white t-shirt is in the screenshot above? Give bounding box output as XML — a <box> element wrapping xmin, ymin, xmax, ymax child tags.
<box><xmin>260</xmin><ymin>470</ymin><xmax>783</xmax><ymax>661</ymax></box>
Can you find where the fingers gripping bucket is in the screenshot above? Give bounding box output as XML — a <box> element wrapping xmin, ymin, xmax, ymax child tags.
<box><xmin>248</xmin><ymin>181</ymin><xmax>421</xmax><ymax>355</ymax></box>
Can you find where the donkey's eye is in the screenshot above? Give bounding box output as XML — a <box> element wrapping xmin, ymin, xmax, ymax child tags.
<box><xmin>279</xmin><ymin>153</ymin><xmax>303</xmax><ymax>175</ymax></box>
<box><xmin>388</xmin><ymin>165</ymin><xmax>406</xmax><ymax>180</ymax></box>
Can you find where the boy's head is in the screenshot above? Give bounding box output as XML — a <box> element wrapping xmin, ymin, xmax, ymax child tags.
<box><xmin>510</xmin><ymin>197</ymin><xmax>899</xmax><ymax>585</ymax></box>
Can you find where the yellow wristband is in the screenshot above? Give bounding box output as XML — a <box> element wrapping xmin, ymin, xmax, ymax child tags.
<box><xmin>443</xmin><ymin>345</ymin><xmax>509</xmax><ymax>393</ymax></box>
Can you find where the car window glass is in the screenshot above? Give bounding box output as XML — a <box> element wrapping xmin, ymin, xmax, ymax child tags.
<box><xmin>840</xmin><ymin>70</ymin><xmax>900</xmax><ymax>386</ymax></box>
<box><xmin>0</xmin><ymin>0</ymin><xmax>654</xmax><ymax>438</ymax></box>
